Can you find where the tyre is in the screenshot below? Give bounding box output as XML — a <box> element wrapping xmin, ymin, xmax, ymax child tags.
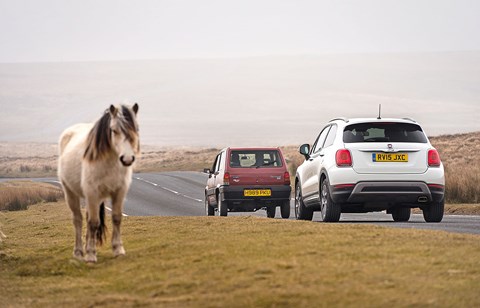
<box><xmin>280</xmin><ymin>200</ymin><xmax>290</xmax><ymax>219</ymax></box>
<box><xmin>320</xmin><ymin>178</ymin><xmax>341</xmax><ymax>222</ymax></box>
<box><xmin>205</xmin><ymin>196</ymin><xmax>214</xmax><ymax>216</ymax></box>
<box><xmin>391</xmin><ymin>207</ymin><xmax>411</xmax><ymax>222</ymax></box>
<box><xmin>266</xmin><ymin>206</ymin><xmax>276</xmax><ymax>218</ymax></box>
<box><xmin>218</xmin><ymin>194</ymin><xmax>228</xmax><ymax>216</ymax></box>
<box><xmin>295</xmin><ymin>182</ymin><xmax>313</xmax><ymax>221</ymax></box>
<box><xmin>423</xmin><ymin>200</ymin><xmax>444</xmax><ymax>222</ymax></box>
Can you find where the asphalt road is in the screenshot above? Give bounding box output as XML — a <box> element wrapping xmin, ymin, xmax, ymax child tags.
<box><xmin>3</xmin><ymin>172</ymin><xmax>479</xmax><ymax>235</ymax></box>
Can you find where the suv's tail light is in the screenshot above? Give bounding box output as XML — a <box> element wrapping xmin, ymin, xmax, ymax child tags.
<box><xmin>336</xmin><ymin>149</ymin><xmax>352</xmax><ymax>167</ymax></box>
<box><xmin>223</xmin><ymin>172</ymin><xmax>230</xmax><ymax>185</ymax></box>
<box><xmin>428</xmin><ymin>149</ymin><xmax>441</xmax><ymax>167</ymax></box>
<box><xmin>284</xmin><ymin>171</ymin><xmax>291</xmax><ymax>185</ymax></box>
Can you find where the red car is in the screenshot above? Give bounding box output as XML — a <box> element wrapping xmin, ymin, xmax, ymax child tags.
<box><xmin>204</xmin><ymin>147</ymin><xmax>291</xmax><ymax>218</ymax></box>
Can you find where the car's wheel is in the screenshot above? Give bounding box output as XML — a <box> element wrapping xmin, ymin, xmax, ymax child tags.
<box><xmin>266</xmin><ymin>206</ymin><xmax>276</xmax><ymax>218</ymax></box>
<box><xmin>423</xmin><ymin>200</ymin><xmax>444</xmax><ymax>222</ymax></box>
<box><xmin>205</xmin><ymin>196</ymin><xmax>214</xmax><ymax>216</ymax></box>
<box><xmin>280</xmin><ymin>200</ymin><xmax>290</xmax><ymax>219</ymax></box>
<box><xmin>391</xmin><ymin>207</ymin><xmax>411</xmax><ymax>222</ymax></box>
<box><xmin>320</xmin><ymin>178</ymin><xmax>341</xmax><ymax>222</ymax></box>
<box><xmin>295</xmin><ymin>182</ymin><xmax>313</xmax><ymax>221</ymax></box>
<box><xmin>218</xmin><ymin>194</ymin><xmax>228</xmax><ymax>217</ymax></box>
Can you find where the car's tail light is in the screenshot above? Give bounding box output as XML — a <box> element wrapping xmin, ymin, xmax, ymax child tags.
<box><xmin>284</xmin><ymin>171</ymin><xmax>291</xmax><ymax>185</ymax></box>
<box><xmin>223</xmin><ymin>172</ymin><xmax>230</xmax><ymax>185</ymax></box>
<box><xmin>428</xmin><ymin>149</ymin><xmax>441</xmax><ymax>167</ymax></box>
<box><xmin>336</xmin><ymin>149</ymin><xmax>352</xmax><ymax>167</ymax></box>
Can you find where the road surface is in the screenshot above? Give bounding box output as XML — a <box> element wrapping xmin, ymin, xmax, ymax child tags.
<box><xmin>2</xmin><ymin>172</ymin><xmax>479</xmax><ymax>235</ymax></box>
<box><xmin>127</xmin><ymin>172</ymin><xmax>479</xmax><ymax>235</ymax></box>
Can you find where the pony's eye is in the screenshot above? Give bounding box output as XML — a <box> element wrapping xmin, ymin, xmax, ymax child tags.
<box><xmin>112</xmin><ymin>129</ymin><xmax>119</xmax><ymax>135</ymax></box>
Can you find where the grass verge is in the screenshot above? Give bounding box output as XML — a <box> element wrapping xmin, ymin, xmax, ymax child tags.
<box><xmin>1</xmin><ymin>201</ymin><xmax>479</xmax><ymax>307</ymax></box>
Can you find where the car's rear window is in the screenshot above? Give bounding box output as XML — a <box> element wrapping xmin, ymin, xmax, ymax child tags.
<box><xmin>229</xmin><ymin>150</ymin><xmax>283</xmax><ymax>168</ymax></box>
<box><xmin>343</xmin><ymin>122</ymin><xmax>428</xmax><ymax>143</ymax></box>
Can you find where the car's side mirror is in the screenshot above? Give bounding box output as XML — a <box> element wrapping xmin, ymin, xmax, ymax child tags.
<box><xmin>203</xmin><ymin>168</ymin><xmax>211</xmax><ymax>174</ymax></box>
<box><xmin>299</xmin><ymin>144</ymin><xmax>310</xmax><ymax>160</ymax></box>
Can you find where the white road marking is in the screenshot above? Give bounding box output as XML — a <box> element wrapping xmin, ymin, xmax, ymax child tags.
<box><xmin>135</xmin><ymin>177</ymin><xmax>203</xmax><ymax>203</ymax></box>
<box><xmin>161</xmin><ymin>186</ymin><xmax>179</xmax><ymax>194</ymax></box>
<box><xmin>182</xmin><ymin>194</ymin><xmax>203</xmax><ymax>202</ymax></box>
<box><xmin>104</xmin><ymin>205</ymin><xmax>128</xmax><ymax>217</ymax></box>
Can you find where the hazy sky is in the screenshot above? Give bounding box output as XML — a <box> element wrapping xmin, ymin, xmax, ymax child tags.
<box><xmin>1</xmin><ymin>0</ymin><xmax>480</xmax><ymax>63</ymax></box>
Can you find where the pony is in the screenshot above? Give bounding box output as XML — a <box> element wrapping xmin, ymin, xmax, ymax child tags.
<box><xmin>58</xmin><ymin>103</ymin><xmax>140</xmax><ymax>262</ymax></box>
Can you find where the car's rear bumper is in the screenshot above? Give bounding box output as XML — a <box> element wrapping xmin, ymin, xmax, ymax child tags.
<box><xmin>330</xmin><ymin>181</ymin><xmax>445</xmax><ymax>206</ymax></box>
<box><xmin>219</xmin><ymin>185</ymin><xmax>291</xmax><ymax>212</ymax></box>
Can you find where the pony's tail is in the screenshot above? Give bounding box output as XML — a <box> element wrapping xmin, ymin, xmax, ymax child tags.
<box><xmin>96</xmin><ymin>202</ymin><xmax>107</xmax><ymax>246</ymax></box>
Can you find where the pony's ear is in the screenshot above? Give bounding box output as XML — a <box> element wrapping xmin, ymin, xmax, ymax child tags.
<box><xmin>109</xmin><ymin>105</ymin><xmax>118</xmax><ymax>117</ymax></box>
<box><xmin>132</xmin><ymin>103</ymin><xmax>139</xmax><ymax>115</ymax></box>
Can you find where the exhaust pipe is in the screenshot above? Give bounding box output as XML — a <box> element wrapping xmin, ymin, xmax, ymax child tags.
<box><xmin>418</xmin><ymin>196</ymin><xmax>428</xmax><ymax>203</ymax></box>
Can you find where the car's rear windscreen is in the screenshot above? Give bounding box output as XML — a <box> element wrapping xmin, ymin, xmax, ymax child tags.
<box><xmin>230</xmin><ymin>150</ymin><xmax>283</xmax><ymax>168</ymax></box>
<box><xmin>343</xmin><ymin>122</ymin><xmax>428</xmax><ymax>143</ymax></box>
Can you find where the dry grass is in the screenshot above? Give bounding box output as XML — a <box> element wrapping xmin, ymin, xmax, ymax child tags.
<box><xmin>0</xmin><ymin>181</ymin><xmax>64</xmax><ymax>211</ymax></box>
<box><xmin>1</xmin><ymin>200</ymin><xmax>479</xmax><ymax>307</ymax></box>
<box><xmin>1</xmin><ymin>131</ymin><xmax>479</xmax><ymax>203</ymax></box>
<box><xmin>430</xmin><ymin>132</ymin><xmax>480</xmax><ymax>203</ymax></box>
<box><xmin>135</xmin><ymin>147</ymin><xmax>220</xmax><ymax>173</ymax></box>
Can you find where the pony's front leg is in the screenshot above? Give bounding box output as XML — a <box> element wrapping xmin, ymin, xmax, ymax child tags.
<box><xmin>111</xmin><ymin>189</ymin><xmax>127</xmax><ymax>257</ymax></box>
<box><xmin>85</xmin><ymin>197</ymin><xmax>101</xmax><ymax>263</ymax></box>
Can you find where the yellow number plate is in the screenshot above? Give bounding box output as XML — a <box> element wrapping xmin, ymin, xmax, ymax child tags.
<box><xmin>244</xmin><ymin>189</ymin><xmax>272</xmax><ymax>197</ymax></box>
<box><xmin>372</xmin><ymin>153</ymin><xmax>408</xmax><ymax>162</ymax></box>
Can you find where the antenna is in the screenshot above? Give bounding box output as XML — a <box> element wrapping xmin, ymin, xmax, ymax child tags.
<box><xmin>377</xmin><ymin>104</ymin><xmax>382</xmax><ymax>119</ymax></box>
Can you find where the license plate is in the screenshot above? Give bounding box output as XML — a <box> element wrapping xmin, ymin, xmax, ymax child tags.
<box><xmin>244</xmin><ymin>189</ymin><xmax>272</xmax><ymax>197</ymax></box>
<box><xmin>372</xmin><ymin>153</ymin><xmax>408</xmax><ymax>162</ymax></box>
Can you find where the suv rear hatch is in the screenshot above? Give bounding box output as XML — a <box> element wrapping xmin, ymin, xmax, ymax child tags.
<box><xmin>226</xmin><ymin>149</ymin><xmax>288</xmax><ymax>186</ymax></box>
<box><xmin>343</xmin><ymin>122</ymin><xmax>430</xmax><ymax>174</ymax></box>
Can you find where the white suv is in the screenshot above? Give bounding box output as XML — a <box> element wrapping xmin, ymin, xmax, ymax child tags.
<box><xmin>295</xmin><ymin>117</ymin><xmax>445</xmax><ymax>222</ymax></box>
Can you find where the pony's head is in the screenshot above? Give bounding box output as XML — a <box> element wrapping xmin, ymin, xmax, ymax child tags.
<box><xmin>84</xmin><ymin>103</ymin><xmax>140</xmax><ymax>166</ymax></box>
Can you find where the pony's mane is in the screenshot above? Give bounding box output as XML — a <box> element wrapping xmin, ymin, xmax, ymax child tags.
<box><xmin>84</xmin><ymin>105</ymin><xmax>139</xmax><ymax>161</ymax></box>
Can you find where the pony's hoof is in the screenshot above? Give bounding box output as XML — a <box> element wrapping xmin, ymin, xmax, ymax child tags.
<box><xmin>73</xmin><ymin>249</ymin><xmax>84</xmax><ymax>260</ymax></box>
<box><xmin>113</xmin><ymin>246</ymin><xmax>126</xmax><ymax>257</ymax></box>
<box><xmin>84</xmin><ymin>253</ymin><xmax>97</xmax><ymax>263</ymax></box>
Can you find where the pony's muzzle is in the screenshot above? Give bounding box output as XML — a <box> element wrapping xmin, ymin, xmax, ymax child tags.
<box><xmin>120</xmin><ymin>155</ymin><xmax>135</xmax><ymax>167</ymax></box>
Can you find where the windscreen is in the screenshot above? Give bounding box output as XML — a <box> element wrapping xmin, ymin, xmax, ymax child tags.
<box><xmin>230</xmin><ymin>150</ymin><xmax>283</xmax><ymax>168</ymax></box>
<box><xmin>343</xmin><ymin>122</ymin><xmax>428</xmax><ymax>143</ymax></box>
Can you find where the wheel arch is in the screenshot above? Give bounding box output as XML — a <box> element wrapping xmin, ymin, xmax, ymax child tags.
<box><xmin>319</xmin><ymin>168</ymin><xmax>329</xmax><ymax>190</ymax></box>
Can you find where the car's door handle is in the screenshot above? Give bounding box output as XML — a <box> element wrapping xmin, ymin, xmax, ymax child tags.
<box><xmin>308</xmin><ymin>158</ymin><xmax>314</xmax><ymax>161</ymax></box>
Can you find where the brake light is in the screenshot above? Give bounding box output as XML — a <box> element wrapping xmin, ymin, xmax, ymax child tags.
<box><xmin>223</xmin><ymin>172</ymin><xmax>230</xmax><ymax>185</ymax></box>
<box><xmin>284</xmin><ymin>171</ymin><xmax>291</xmax><ymax>185</ymax></box>
<box><xmin>428</xmin><ymin>149</ymin><xmax>441</xmax><ymax>167</ymax></box>
<box><xmin>336</xmin><ymin>149</ymin><xmax>352</xmax><ymax>167</ymax></box>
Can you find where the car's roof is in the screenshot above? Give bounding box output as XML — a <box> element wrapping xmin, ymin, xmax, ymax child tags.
<box><xmin>329</xmin><ymin>117</ymin><xmax>418</xmax><ymax>125</ymax></box>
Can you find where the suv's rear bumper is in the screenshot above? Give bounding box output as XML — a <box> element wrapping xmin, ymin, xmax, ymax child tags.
<box><xmin>331</xmin><ymin>181</ymin><xmax>445</xmax><ymax>205</ymax></box>
<box><xmin>219</xmin><ymin>185</ymin><xmax>291</xmax><ymax>212</ymax></box>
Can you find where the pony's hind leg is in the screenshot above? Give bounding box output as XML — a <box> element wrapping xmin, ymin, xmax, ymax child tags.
<box><xmin>111</xmin><ymin>189</ymin><xmax>127</xmax><ymax>257</ymax></box>
<box><xmin>63</xmin><ymin>185</ymin><xmax>83</xmax><ymax>260</ymax></box>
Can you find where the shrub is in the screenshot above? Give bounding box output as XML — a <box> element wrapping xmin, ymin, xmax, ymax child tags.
<box><xmin>0</xmin><ymin>182</ymin><xmax>64</xmax><ymax>211</ymax></box>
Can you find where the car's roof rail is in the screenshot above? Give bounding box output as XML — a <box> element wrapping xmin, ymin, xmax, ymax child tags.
<box><xmin>402</xmin><ymin>117</ymin><xmax>416</xmax><ymax>123</ymax></box>
<box><xmin>329</xmin><ymin>117</ymin><xmax>349</xmax><ymax>123</ymax></box>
